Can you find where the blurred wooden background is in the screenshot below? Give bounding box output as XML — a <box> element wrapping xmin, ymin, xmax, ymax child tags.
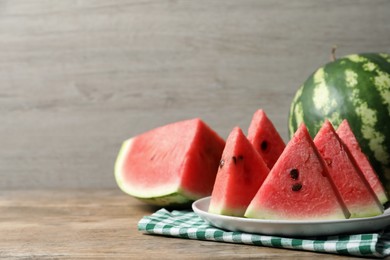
<box><xmin>1</xmin><ymin>0</ymin><xmax>389</xmax><ymax>189</ymax></box>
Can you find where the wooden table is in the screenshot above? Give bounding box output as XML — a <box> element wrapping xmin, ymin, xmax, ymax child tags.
<box><xmin>0</xmin><ymin>189</ymin><xmax>363</xmax><ymax>259</ymax></box>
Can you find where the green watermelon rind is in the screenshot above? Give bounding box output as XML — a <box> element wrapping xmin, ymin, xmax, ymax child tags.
<box><xmin>114</xmin><ymin>139</ymin><xmax>201</xmax><ymax>207</ymax></box>
<box><xmin>133</xmin><ymin>192</ymin><xmax>194</xmax><ymax>207</ymax></box>
<box><xmin>115</xmin><ymin>139</ymin><xmax>132</xmax><ymax>195</ymax></box>
<box><xmin>288</xmin><ymin>53</ymin><xmax>390</xmax><ymax>195</ymax></box>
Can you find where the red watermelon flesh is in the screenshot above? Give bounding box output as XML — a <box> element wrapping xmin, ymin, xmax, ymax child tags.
<box><xmin>245</xmin><ymin>124</ymin><xmax>349</xmax><ymax>220</ymax></box>
<box><xmin>314</xmin><ymin>120</ymin><xmax>383</xmax><ymax>218</ymax></box>
<box><xmin>208</xmin><ymin>127</ymin><xmax>270</xmax><ymax>217</ymax></box>
<box><xmin>336</xmin><ymin>120</ymin><xmax>389</xmax><ymax>205</ymax></box>
<box><xmin>115</xmin><ymin>118</ymin><xmax>225</xmax><ymax>207</ymax></box>
<box><xmin>247</xmin><ymin>109</ymin><xmax>286</xmax><ymax>169</ymax></box>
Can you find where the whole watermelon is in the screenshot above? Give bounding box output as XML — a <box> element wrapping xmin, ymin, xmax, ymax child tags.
<box><xmin>288</xmin><ymin>53</ymin><xmax>390</xmax><ymax>195</ymax></box>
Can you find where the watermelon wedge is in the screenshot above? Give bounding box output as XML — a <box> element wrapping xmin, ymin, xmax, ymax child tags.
<box><xmin>245</xmin><ymin>124</ymin><xmax>350</xmax><ymax>220</ymax></box>
<box><xmin>208</xmin><ymin>127</ymin><xmax>270</xmax><ymax>217</ymax></box>
<box><xmin>247</xmin><ymin>109</ymin><xmax>286</xmax><ymax>169</ymax></box>
<box><xmin>336</xmin><ymin>119</ymin><xmax>389</xmax><ymax>205</ymax></box>
<box><xmin>115</xmin><ymin>118</ymin><xmax>225</xmax><ymax>207</ymax></box>
<box><xmin>314</xmin><ymin>120</ymin><xmax>383</xmax><ymax>218</ymax></box>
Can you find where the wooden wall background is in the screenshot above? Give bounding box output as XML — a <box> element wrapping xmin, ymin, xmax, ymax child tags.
<box><xmin>1</xmin><ymin>0</ymin><xmax>389</xmax><ymax>189</ymax></box>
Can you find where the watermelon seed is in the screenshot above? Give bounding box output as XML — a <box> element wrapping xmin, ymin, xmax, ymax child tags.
<box><xmin>292</xmin><ymin>183</ymin><xmax>302</xmax><ymax>192</ymax></box>
<box><xmin>290</xmin><ymin>169</ymin><xmax>299</xmax><ymax>180</ymax></box>
<box><xmin>219</xmin><ymin>159</ymin><xmax>225</xmax><ymax>168</ymax></box>
<box><xmin>260</xmin><ymin>141</ymin><xmax>268</xmax><ymax>151</ymax></box>
<box><xmin>231</xmin><ymin>155</ymin><xmax>243</xmax><ymax>165</ymax></box>
<box><xmin>232</xmin><ymin>156</ymin><xmax>237</xmax><ymax>164</ymax></box>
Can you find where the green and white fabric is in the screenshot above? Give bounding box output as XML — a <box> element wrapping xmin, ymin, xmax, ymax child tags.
<box><xmin>138</xmin><ymin>209</ymin><xmax>390</xmax><ymax>258</ymax></box>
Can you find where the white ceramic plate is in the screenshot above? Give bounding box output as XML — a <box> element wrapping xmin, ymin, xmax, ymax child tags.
<box><xmin>192</xmin><ymin>197</ymin><xmax>390</xmax><ymax>237</ymax></box>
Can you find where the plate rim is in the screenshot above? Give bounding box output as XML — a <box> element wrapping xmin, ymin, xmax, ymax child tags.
<box><xmin>192</xmin><ymin>196</ymin><xmax>390</xmax><ymax>231</ymax></box>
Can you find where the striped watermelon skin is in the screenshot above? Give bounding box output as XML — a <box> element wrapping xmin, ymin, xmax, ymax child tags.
<box><xmin>288</xmin><ymin>53</ymin><xmax>390</xmax><ymax>195</ymax></box>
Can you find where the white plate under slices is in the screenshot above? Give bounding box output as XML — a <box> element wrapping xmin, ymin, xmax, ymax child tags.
<box><xmin>192</xmin><ymin>197</ymin><xmax>390</xmax><ymax>237</ymax></box>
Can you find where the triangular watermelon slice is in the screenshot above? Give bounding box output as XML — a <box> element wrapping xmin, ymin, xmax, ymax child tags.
<box><xmin>208</xmin><ymin>127</ymin><xmax>270</xmax><ymax>217</ymax></box>
<box><xmin>314</xmin><ymin>120</ymin><xmax>383</xmax><ymax>218</ymax></box>
<box><xmin>247</xmin><ymin>109</ymin><xmax>286</xmax><ymax>169</ymax></box>
<box><xmin>336</xmin><ymin>119</ymin><xmax>389</xmax><ymax>205</ymax></box>
<box><xmin>245</xmin><ymin>124</ymin><xmax>350</xmax><ymax>220</ymax></box>
<box><xmin>115</xmin><ymin>118</ymin><xmax>225</xmax><ymax>207</ymax></box>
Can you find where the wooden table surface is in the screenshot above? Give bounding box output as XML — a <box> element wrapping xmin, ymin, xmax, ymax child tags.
<box><xmin>0</xmin><ymin>189</ymin><xmax>365</xmax><ymax>259</ymax></box>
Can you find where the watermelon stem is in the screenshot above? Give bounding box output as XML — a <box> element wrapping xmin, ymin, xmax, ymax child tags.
<box><xmin>331</xmin><ymin>46</ymin><xmax>337</xmax><ymax>61</ymax></box>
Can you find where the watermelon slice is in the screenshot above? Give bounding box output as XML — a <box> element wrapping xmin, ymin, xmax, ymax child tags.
<box><xmin>115</xmin><ymin>118</ymin><xmax>225</xmax><ymax>207</ymax></box>
<box><xmin>336</xmin><ymin>120</ymin><xmax>389</xmax><ymax>205</ymax></box>
<box><xmin>208</xmin><ymin>127</ymin><xmax>270</xmax><ymax>217</ymax></box>
<box><xmin>314</xmin><ymin>120</ymin><xmax>383</xmax><ymax>218</ymax></box>
<box><xmin>245</xmin><ymin>124</ymin><xmax>350</xmax><ymax>220</ymax></box>
<box><xmin>247</xmin><ymin>109</ymin><xmax>286</xmax><ymax>169</ymax></box>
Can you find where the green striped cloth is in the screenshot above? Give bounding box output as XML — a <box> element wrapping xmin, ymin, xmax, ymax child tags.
<box><xmin>138</xmin><ymin>209</ymin><xmax>390</xmax><ymax>258</ymax></box>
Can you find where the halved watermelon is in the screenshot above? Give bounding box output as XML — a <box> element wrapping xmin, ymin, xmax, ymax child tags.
<box><xmin>208</xmin><ymin>127</ymin><xmax>270</xmax><ymax>217</ymax></box>
<box><xmin>247</xmin><ymin>109</ymin><xmax>286</xmax><ymax>169</ymax></box>
<box><xmin>336</xmin><ymin>119</ymin><xmax>389</xmax><ymax>205</ymax></box>
<box><xmin>115</xmin><ymin>118</ymin><xmax>225</xmax><ymax>207</ymax></box>
<box><xmin>314</xmin><ymin>120</ymin><xmax>383</xmax><ymax>218</ymax></box>
<box><xmin>245</xmin><ymin>124</ymin><xmax>350</xmax><ymax>220</ymax></box>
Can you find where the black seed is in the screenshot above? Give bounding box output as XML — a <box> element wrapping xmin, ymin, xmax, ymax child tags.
<box><xmin>292</xmin><ymin>183</ymin><xmax>302</xmax><ymax>192</ymax></box>
<box><xmin>232</xmin><ymin>156</ymin><xmax>237</xmax><ymax>164</ymax></box>
<box><xmin>219</xmin><ymin>159</ymin><xmax>225</xmax><ymax>169</ymax></box>
<box><xmin>290</xmin><ymin>169</ymin><xmax>299</xmax><ymax>180</ymax></box>
<box><xmin>260</xmin><ymin>140</ymin><xmax>268</xmax><ymax>151</ymax></box>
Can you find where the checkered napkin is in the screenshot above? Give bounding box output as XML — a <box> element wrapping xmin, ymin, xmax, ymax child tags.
<box><xmin>138</xmin><ymin>209</ymin><xmax>390</xmax><ymax>258</ymax></box>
